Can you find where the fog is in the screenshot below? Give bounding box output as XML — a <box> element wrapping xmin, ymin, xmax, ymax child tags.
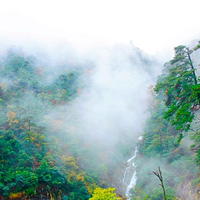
<box><xmin>34</xmin><ymin>43</ymin><xmax>158</xmax><ymax>148</ymax></box>
<box><xmin>0</xmin><ymin>39</ymin><xmax>164</xmax><ymax>193</ymax></box>
<box><xmin>0</xmin><ymin>1</ymin><xmax>200</xmax><ymax>198</ymax></box>
<box><xmin>1</xmin><ymin>41</ymin><xmax>160</xmax><ymax>142</ymax></box>
<box><xmin>1</xmin><ymin>31</ymin><xmax>200</xmax><ymax>200</ymax></box>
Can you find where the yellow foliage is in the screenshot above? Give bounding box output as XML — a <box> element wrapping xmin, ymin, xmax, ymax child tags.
<box><xmin>68</xmin><ymin>170</ymin><xmax>76</xmax><ymax>181</ymax></box>
<box><xmin>76</xmin><ymin>174</ymin><xmax>84</xmax><ymax>182</ymax></box>
<box><xmin>6</xmin><ymin>111</ymin><xmax>19</xmax><ymax>126</ymax></box>
<box><xmin>85</xmin><ymin>182</ymin><xmax>97</xmax><ymax>195</ymax></box>
<box><xmin>39</xmin><ymin>135</ymin><xmax>45</xmax><ymax>139</ymax></box>
<box><xmin>6</xmin><ymin>111</ymin><xmax>16</xmax><ymax>120</ymax></box>
<box><xmin>35</xmin><ymin>143</ymin><xmax>40</xmax><ymax>147</ymax></box>
<box><xmin>61</xmin><ymin>155</ymin><xmax>86</xmax><ymax>183</ymax></box>
<box><xmin>13</xmin><ymin>119</ymin><xmax>19</xmax><ymax>123</ymax></box>
<box><xmin>46</xmin><ymin>151</ymin><xmax>51</xmax><ymax>155</ymax></box>
<box><xmin>61</xmin><ymin>155</ymin><xmax>78</xmax><ymax>168</ymax></box>
<box><xmin>89</xmin><ymin>187</ymin><xmax>120</xmax><ymax>200</ymax></box>
<box><xmin>49</xmin><ymin>161</ymin><xmax>54</xmax><ymax>166</ymax></box>
<box><xmin>9</xmin><ymin>192</ymin><xmax>23</xmax><ymax>199</ymax></box>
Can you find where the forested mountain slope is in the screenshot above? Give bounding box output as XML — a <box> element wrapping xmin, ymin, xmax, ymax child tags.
<box><xmin>0</xmin><ymin>40</ymin><xmax>200</xmax><ymax>200</ymax></box>
<box><xmin>132</xmin><ymin>41</ymin><xmax>200</xmax><ymax>200</ymax></box>
<box><xmin>0</xmin><ymin>45</ymin><xmax>156</xmax><ymax>199</ymax></box>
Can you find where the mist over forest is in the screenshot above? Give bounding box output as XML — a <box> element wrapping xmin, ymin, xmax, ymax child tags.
<box><xmin>1</xmin><ymin>1</ymin><xmax>200</xmax><ymax>199</ymax></box>
<box><xmin>0</xmin><ymin>37</ymin><xmax>200</xmax><ymax>200</ymax></box>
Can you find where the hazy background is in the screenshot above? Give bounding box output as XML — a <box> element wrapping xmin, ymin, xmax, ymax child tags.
<box><xmin>0</xmin><ymin>0</ymin><xmax>199</xmax><ymax>162</ymax></box>
<box><xmin>0</xmin><ymin>0</ymin><xmax>200</xmax><ymax>55</ymax></box>
<box><xmin>0</xmin><ymin>1</ymin><xmax>200</xmax><ymax>197</ymax></box>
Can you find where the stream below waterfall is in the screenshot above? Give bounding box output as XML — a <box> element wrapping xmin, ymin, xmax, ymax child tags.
<box><xmin>123</xmin><ymin>136</ymin><xmax>142</xmax><ymax>200</ymax></box>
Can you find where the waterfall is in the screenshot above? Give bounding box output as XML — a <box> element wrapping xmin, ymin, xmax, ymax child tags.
<box><xmin>123</xmin><ymin>136</ymin><xmax>142</xmax><ymax>199</ymax></box>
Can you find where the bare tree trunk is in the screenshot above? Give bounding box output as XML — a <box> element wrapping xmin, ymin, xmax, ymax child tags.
<box><xmin>153</xmin><ymin>166</ymin><xmax>167</xmax><ymax>200</ymax></box>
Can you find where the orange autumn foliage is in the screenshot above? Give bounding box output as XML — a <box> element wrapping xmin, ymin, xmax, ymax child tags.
<box><xmin>9</xmin><ymin>192</ymin><xmax>23</xmax><ymax>199</ymax></box>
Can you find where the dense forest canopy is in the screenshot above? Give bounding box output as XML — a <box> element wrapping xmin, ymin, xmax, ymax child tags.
<box><xmin>0</xmin><ymin>44</ymin><xmax>156</xmax><ymax>199</ymax></box>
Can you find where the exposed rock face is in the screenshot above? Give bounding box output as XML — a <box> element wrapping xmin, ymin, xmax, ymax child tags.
<box><xmin>177</xmin><ymin>181</ymin><xmax>200</xmax><ymax>200</ymax></box>
<box><xmin>196</xmin><ymin>184</ymin><xmax>200</xmax><ymax>200</ymax></box>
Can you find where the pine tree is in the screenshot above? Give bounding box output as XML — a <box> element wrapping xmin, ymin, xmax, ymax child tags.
<box><xmin>155</xmin><ymin>45</ymin><xmax>200</xmax><ymax>133</ymax></box>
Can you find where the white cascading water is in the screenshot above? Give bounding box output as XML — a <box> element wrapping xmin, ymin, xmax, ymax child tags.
<box><xmin>123</xmin><ymin>136</ymin><xmax>143</xmax><ymax>200</ymax></box>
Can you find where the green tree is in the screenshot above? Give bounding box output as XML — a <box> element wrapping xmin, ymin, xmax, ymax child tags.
<box><xmin>141</xmin><ymin>95</ymin><xmax>178</xmax><ymax>157</ymax></box>
<box><xmin>155</xmin><ymin>45</ymin><xmax>200</xmax><ymax>134</ymax></box>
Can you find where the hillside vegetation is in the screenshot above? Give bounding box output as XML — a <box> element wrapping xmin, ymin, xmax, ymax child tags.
<box><xmin>132</xmin><ymin>42</ymin><xmax>200</xmax><ymax>200</ymax></box>
<box><xmin>0</xmin><ymin>40</ymin><xmax>200</xmax><ymax>200</ymax></box>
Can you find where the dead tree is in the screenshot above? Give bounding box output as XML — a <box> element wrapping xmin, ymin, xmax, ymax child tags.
<box><xmin>153</xmin><ymin>166</ymin><xmax>167</xmax><ymax>200</ymax></box>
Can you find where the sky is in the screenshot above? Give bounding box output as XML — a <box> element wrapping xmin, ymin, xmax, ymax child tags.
<box><xmin>0</xmin><ymin>0</ymin><xmax>200</xmax><ymax>54</ymax></box>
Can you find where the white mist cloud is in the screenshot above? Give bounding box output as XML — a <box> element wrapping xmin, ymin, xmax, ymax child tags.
<box><xmin>45</xmin><ymin>44</ymin><xmax>159</xmax><ymax>150</ymax></box>
<box><xmin>0</xmin><ymin>0</ymin><xmax>199</xmax><ymax>54</ymax></box>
